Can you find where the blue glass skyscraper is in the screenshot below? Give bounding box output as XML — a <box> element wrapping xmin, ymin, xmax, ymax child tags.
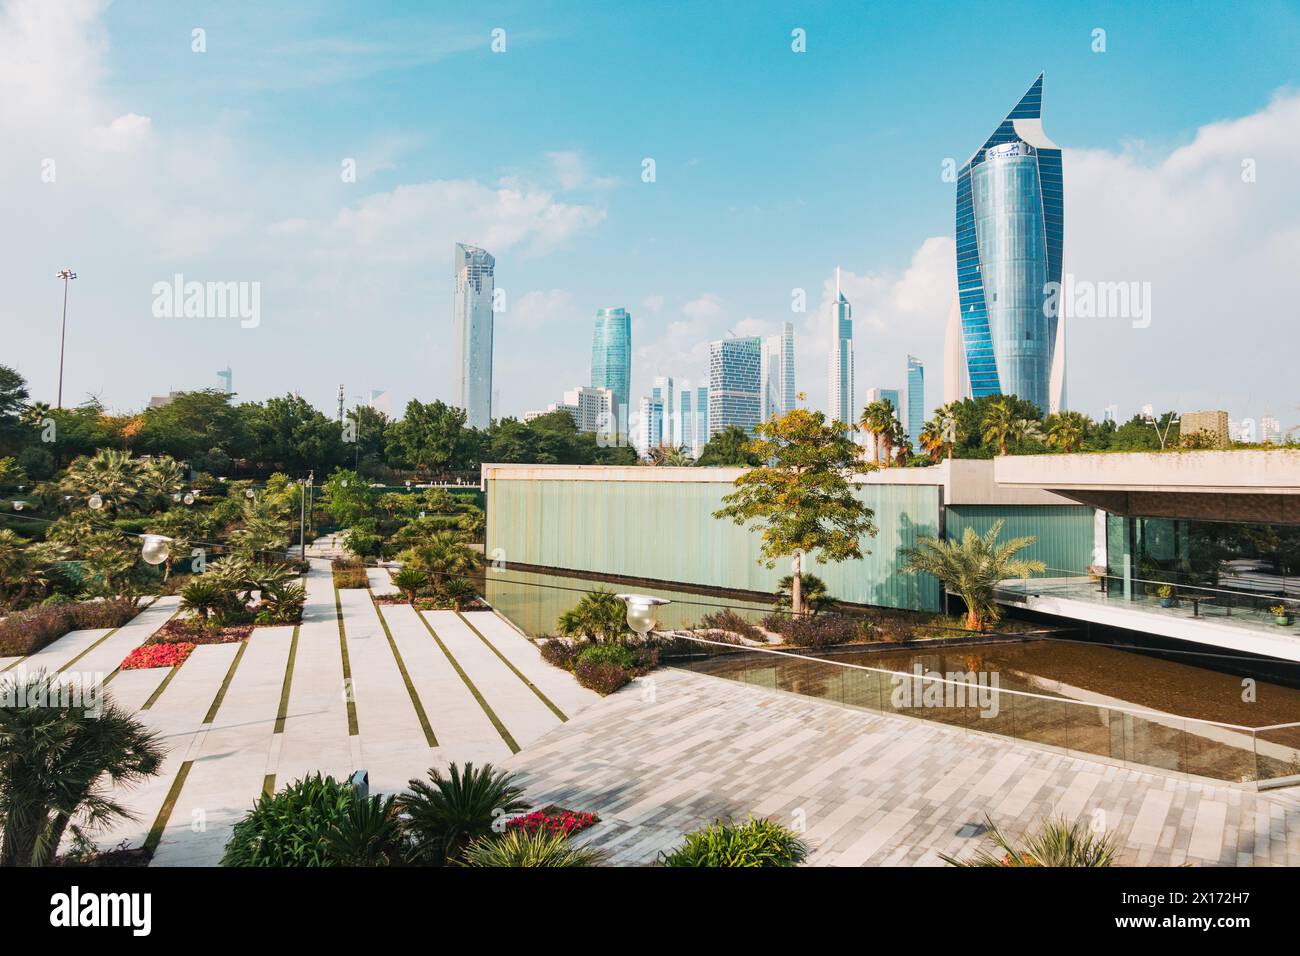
<box><xmin>708</xmin><ymin>337</ymin><xmax>762</xmax><ymax>437</ymax></box>
<box><xmin>955</xmin><ymin>74</ymin><xmax>1064</xmax><ymax>415</ymax></box>
<box><xmin>591</xmin><ymin>307</ymin><xmax>631</xmax><ymax>434</ymax></box>
<box><xmin>906</xmin><ymin>355</ymin><xmax>924</xmax><ymax>442</ymax></box>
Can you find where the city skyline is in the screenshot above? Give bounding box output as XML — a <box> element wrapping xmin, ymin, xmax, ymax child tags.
<box><xmin>3</xmin><ymin>2</ymin><xmax>1298</xmax><ymax>430</ymax></box>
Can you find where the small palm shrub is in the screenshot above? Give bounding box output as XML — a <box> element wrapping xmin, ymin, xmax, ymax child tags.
<box><xmin>462</xmin><ymin>828</ymin><xmax>606</xmax><ymax>868</ymax></box>
<box><xmin>773</xmin><ymin>573</ymin><xmax>832</xmax><ymax>616</ymax></box>
<box><xmin>256</xmin><ymin>581</ymin><xmax>306</xmax><ymax>625</ymax></box>
<box><xmin>392</xmin><ymin>567</ymin><xmax>427</xmax><ymax>603</ymax></box>
<box><xmin>658</xmin><ymin>817</ymin><xmax>808</xmax><ymax>867</ymax></box>
<box><xmin>178</xmin><ymin>579</ymin><xmax>229</xmax><ymax>624</ymax></box>
<box><xmin>440</xmin><ymin>577</ymin><xmax>478</xmax><ymax>610</ymax></box>
<box><xmin>0</xmin><ymin>673</ymin><xmax>164</xmax><ymax>866</ymax></box>
<box><xmin>398</xmin><ymin>762</ymin><xmax>527</xmax><ymax>865</ymax></box>
<box><xmin>222</xmin><ymin>774</ymin><xmax>404</xmax><ymax>867</ymax></box>
<box><xmin>941</xmin><ymin>815</ymin><xmax>1118</xmax><ymax>867</ymax></box>
<box><xmin>556</xmin><ymin>589</ymin><xmax>628</xmax><ymax>643</ymax></box>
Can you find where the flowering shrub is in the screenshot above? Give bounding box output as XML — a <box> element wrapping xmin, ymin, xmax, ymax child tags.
<box><xmin>506</xmin><ymin>806</ymin><xmax>600</xmax><ymax>837</ymax></box>
<box><xmin>121</xmin><ymin>642</ymin><xmax>195</xmax><ymax>670</ymax></box>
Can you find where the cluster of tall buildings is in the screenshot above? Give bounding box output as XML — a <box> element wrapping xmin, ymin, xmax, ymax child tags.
<box><xmin>451</xmin><ymin>74</ymin><xmax>1070</xmax><ymax>456</ymax></box>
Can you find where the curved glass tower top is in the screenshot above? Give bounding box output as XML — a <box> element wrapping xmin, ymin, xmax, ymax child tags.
<box><xmin>591</xmin><ymin>307</ymin><xmax>631</xmax><ymax>427</ymax></box>
<box><xmin>955</xmin><ymin>74</ymin><xmax>1064</xmax><ymax>415</ymax></box>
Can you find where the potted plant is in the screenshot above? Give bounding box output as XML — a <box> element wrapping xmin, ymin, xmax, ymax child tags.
<box><xmin>1271</xmin><ymin>604</ymin><xmax>1291</xmax><ymax>626</ymax></box>
<box><xmin>1156</xmin><ymin>584</ymin><xmax>1176</xmax><ymax>608</ymax></box>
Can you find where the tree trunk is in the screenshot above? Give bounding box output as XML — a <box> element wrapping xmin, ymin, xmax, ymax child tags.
<box><xmin>966</xmin><ymin>605</ymin><xmax>981</xmax><ymax>631</ymax></box>
<box><xmin>791</xmin><ymin>553</ymin><xmax>803</xmax><ymax>617</ymax></box>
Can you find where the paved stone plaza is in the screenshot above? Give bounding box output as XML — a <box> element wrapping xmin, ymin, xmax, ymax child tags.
<box><xmin>6</xmin><ymin>560</ymin><xmax>1298</xmax><ymax>867</ymax></box>
<box><xmin>503</xmin><ymin>668</ymin><xmax>1300</xmax><ymax>866</ymax></box>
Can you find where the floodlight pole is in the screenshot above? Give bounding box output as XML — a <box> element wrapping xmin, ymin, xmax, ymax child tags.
<box><xmin>55</xmin><ymin>269</ymin><xmax>77</xmax><ymax>409</ymax></box>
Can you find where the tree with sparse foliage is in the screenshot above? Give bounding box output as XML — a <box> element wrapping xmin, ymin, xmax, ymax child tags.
<box><xmin>713</xmin><ymin>408</ymin><xmax>876</xmax><ymax>616</ymax></box>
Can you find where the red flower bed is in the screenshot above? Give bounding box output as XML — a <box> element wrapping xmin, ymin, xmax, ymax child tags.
<box><xmin>121</xmin><ymin>642</ymin><xmax>195</xmax><ymax>670</ymax></box>
<box><xmin>506</xmin><ymin>806</ymin><xmax>600</xmax><ymax>837</ymax></box>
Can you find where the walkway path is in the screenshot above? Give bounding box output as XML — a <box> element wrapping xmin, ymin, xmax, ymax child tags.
<box><xmin>502</xmin><ymin>667</ymin><xmax>1300</xmax><ymax>867</ymax></box>
<box><xmin>0</xmin><ymin>560</ymin><xmax>601</xmax><ymax>866</ymax></box>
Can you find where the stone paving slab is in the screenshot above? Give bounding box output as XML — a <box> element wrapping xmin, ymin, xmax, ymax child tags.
<box><xmin>338</xmin><ymin>589</ymin><xmax>435</xmax><ymax>795</ymax></box>
<box><xmin>470</xmin><ymin>611</ymin><xmax>602</xmax><ymax>718</ymax></box>
<box><xmin>378</xmin><ymin>603</ymin><xmax>511</xmax><ymax>768</ymax></box>
<box><xmin>92</xmin><ymin>642</ymin><xmax>243</xmax><ymax>851</ymax></box>
<box><xmin>424</xmin><ymin>610</ymin><xmax>562</xmax><ymax>750</ymax></box>
<box><xmin>58</xmin><ymin>597</ymin><xmax>182</xmax><ymax>684</ymax></box>
<box><xmin>503</xmin><ymin>667</ymin><xmax>1300</xmax><ymax>867</ymax></box>
<box><xmin>151</xmin><ymin>626</ymin><xmax>295</xmax><ymax>867</ymax></box>
<box><xmin>368</xmin><ymin>567</ymin><xmax>398</xmax><ymax>596</ymax></box>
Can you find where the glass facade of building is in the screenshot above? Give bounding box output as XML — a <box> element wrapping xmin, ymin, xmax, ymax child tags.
<box><xmin>708</xmin><ymin>337</ymin><xmax>762</xmax><ymax>437</ymax></box>
<box><xmin>827</xmin><ymin>290</ymin><xmax>854</xmax><ymax>427</ymax></box>
<box><xmin>955</xmin><ymin>74</ymin><xmax>1064</xmax><ymax>415</ymax></box>
<box><xmin>591</xmin><ymin>307</ymin><xmax>631</xmax><ymax>434</ymax></box>
<box><xmin>452</xmin><ymin>242</ymin><xmax>495</xmax><ymax>429</ymax></box>
<box><xmin>906</xmin><ymin>355</ymin><xmax>924</xmax><ymax>442</ymax></box>
<box><xmin>761</xmin><ymin>322</ymin><xmax>796</xmax><ymax>421</ymax></box>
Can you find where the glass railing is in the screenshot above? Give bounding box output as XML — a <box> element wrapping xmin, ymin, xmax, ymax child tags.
<box><xmin>666</xmin><ymin>633</ymin><xmax>1300</xmax><ymax>786</ymax></box>
<box><xmin>996</xmin><ymin>566</ymin><xmax>1300</xmax><ymax>633</ymax></box>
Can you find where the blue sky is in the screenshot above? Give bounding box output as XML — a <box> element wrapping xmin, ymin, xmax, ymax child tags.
<box><xmin>4</xmin><ymin>0</ymin><xmax>1299</xmax><ymax>429</ymax></box>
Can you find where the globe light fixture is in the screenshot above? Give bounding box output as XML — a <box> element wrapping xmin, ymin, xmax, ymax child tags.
<box><xmin>616</xmin><ymin>593</ymin><xmax>671</xmax><ymax>638</ymax></box>
<box><xmin>12</xmin><ymin>500</ymin><xmax>26</xmax><ymax>511</ymax></box>
<box><xmin>172</xmin><ymin>492</ymin><xmax>182</xmax><ymax>502</ymax></box>
<box><xmin>88</xmin><ymin>493</ymin><xmax>104</xmax><ymax>510</ymax></box>
<box><xmin>183</xmin><ymin>493</ymin><xmax>195</xmax><ymax>505</ymax></box>
<box><xmin>140</xmin><ymin>534</ymin><xmax>173</xmax><ymax>566</ymax></box>
<box><xmin>245</xmin><ymin>488</ymin><xmax>256</xmax><ymax>499</ymax></box>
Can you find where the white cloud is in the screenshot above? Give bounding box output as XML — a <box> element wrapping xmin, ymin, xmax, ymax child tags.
<box><xmin>640</xmin><ymin>293</ymin><xmax>664</xmax><ymax>313</ymax></box>
<box><xmin>545</xmin><ymin>150</ymin><xmax>619</xmax><ymax>191</ymax></box>
<box><xmin>510</xmin><ymin>288</ymin><xmax>575</xmax><ymax>328</ymax></box>
<box><xmin>683</xmin><ymin>293</ymin><xmax>724</xmax><ymax>320</ymax></box>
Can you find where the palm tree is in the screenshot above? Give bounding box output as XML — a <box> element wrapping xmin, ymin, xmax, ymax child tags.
<box><xmin>859</xmin><ymin>400</ymin><xmax>897</xmax><ymax>466</ymax></box>
<box><xmin>775</xmin><ymin>573</ymin><xmax>831</xmax><ymax>615</ymax></box>
<box><xmin>941</xmin><ymin>814</ymin><xmax>1117</xmax><ymax>867</ymax></box>
<box><xmin>0</xmin><ymin>528</ymin><xmax>31</xmax><ymax>610</ymax></box>
<box><xmin>918</xmin><ymin>418</ymin><xmax>946</xmax><ymax>463</ymax></box>
<box><xmin>650</xmin><ymin>445</ymin><xmax>695</xmax><ymax>467</ymax></box>
<box><xmin>980</xmin><ymin>399</ymin><xmax>1018</xmax><ymax>456</ymax></box>
<box><xmin>392</xmin><ymin>567</ymin><xmax>427</xmax><ymax>603</ymax></box>
<box><xmin>886</xmin><ymin>417</ymin><xmax>912</xmax><ymax>466</ymax></box>
<box><xmin>557</xmin><ymin>588</ymin><xmax>630</xmax><ymax>643</ymax></box>
<box><xmin>179</xmin><ymin>578</ymin><xmax>226</xmax><ymax>624</ymax></box>
<box><xmin>19</xmin><ymin>401</ymin><xmax>50</xmax><ymax>428</ymax></box>
<box><xmin>901</xmin><ymin>519</ymin><xmax>1045</xmax><ymax>630</ymax></box>
<box><xmin>0</xmin><ymin>673</ymin><xmax>164</xmax><ymax>866</ymax></box>
<box><xmin>59</xmin><ymin>448</ymin><xmax>141</xmax><ymax>516</ymax></box>
<box><xmin>1009</xmin><ymin>416</ymin><xmax>1045</xmax><ymax>452</ymax></box>
<box><xmin>138</xmin><ymin>456</ymin><xmax>186</xmax><ymax>508</ymax></box>
<box><xmin>1046</xmin><ymin>410</ymin><xmax>1089</xmax><ymax>453</ymax></box>
<box><xmin>401</xmin><ymin>531</ymin><xmax>482</xmax><ymax>596</ymax></box>
<box><xmin>398</xmin><ymin>762</ymin><xmax>528</xmax><ymax>865</ymax></box>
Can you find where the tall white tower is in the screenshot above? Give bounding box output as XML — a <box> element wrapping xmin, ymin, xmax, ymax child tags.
<box><xmin>827</xmin><ymin>267</ymin><xmax>855</xmax><ymax>429</ymax></box>
<box><xmin>452</xmin><ymin>242</ymin><xmax>495</xmax><ymax>429</ymax></box>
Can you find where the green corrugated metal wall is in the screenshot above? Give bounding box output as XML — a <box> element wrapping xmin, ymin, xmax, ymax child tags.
<box><xmin>944</xmin><ymin>504</ymin><xmax>1095</xmax><ymax>576</ymax></box>
<box><xmin>486</xmin><ymin>477</ymin><xmax>944</xmax><ymax>611</ymax></box>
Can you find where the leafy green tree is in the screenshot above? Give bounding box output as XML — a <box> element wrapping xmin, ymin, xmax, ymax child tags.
<box><xmin>0</xmin><ymin>673</ymin><xmax>164</xmax><ymax>866</ymax></box>
<box><xmin>713</xmin><ymin>407</ymin><xmax>876</xmax><ymax>615</ymax></box>
<box><xmin>696</xmin><ymin>425</ymin><xmax>761</xmax><ymax>467</ymax></box>
<box><xmin>321</xmin><ymin>468</ymin><xmax>374</xmax><ymax>528</ymax></box>
<box><xmin>134</xmin><ymin>390</ymin><xmax>249</xmax><ymax>463</ymax></box>
<box><xmin>386</xmin><ymin>399</ymin><xmax>477</xmax><ymax>477</ymax></box>
<box><xmin>245</xmin><ymin>394</ymin><xmax>347</xmax><ymax>473</ymax></box>
<box><xmin>901</xmin><ymin>519</ymin><xmax>1045</xmax><ymax>630</ymax></box>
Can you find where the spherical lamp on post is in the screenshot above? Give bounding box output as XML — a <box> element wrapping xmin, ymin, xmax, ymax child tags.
<box><xmin>616</xmin><ymin>593</ymin><xmax>671</xmax><ymax>639</ymax></box>
<box><xmin>140</xmin><ymin>534</ymin><xmax>173</xmax><ymax>566</ymax></box>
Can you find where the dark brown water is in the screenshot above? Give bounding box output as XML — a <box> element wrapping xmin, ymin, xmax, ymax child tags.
<box><xmin>487</xmin><ymin>567</ymin><xmax>1300</xmax><ymax>781</ymax></box>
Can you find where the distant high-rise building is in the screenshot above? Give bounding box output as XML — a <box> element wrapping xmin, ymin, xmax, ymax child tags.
<box><xmin>942</xmin><ymin>298</ymin><xmax>967</xmax><ymax>405</ymax></box>
<box><xmin>761</xmin><ymin>322</ymin><xmax>796</xmax><ymax>422</ymax></box>
<box><xmin>827</xmin><ymin>269</ymin><xmax>855</xmax><ymax>427</ymax></box>
<box><xmin>1181</xmin><ymin>410</ymin><xmax>1230</xmax><ymax>449</ymax></box>
<box><xmin>708</xmin><ymin>337</ymin><xmax>762</xmax><ymax>437</ymax></box>
<box><xmin>216</xmin><ymin>366</ymin><xmax>232</xmax><ymax>396</ymax></box>
<box><xmin>635</xmin><ymin>395</ymin><xmax>664</xmax><ymax>456</ymax></box>
<box><xmin>956</xmin><ymin>74</ymin><xmax>1064</xmax><ymax>416</ymax></box>
<box><xmin>694</xmin><ymin>385</ymin><xmax>710</xmax><ymax>453</ymax></box>
<box><xmin>906</xmin><ymin>356</ymin><xmax>925</xmax><ymax>441</ymax></box>
<box><xmin>452</xmin><ymin>242</ymin><xmax>495</xmax><ymax>429</ymax></box>
<box><xmin>652</xmin><ymin>376</ymin><xmax>676</xmax><ymax>447</ymax></box>
<box><xmin>525</xmin><ymin>386</ymin><xmax>614</xmax><ymax>437</ymax></box>
<box><xmin>591</xmin><ymin>308</ymin><xmax>631</xmax><ymax>436</ymax></box>
<box><xmin>1262</xmin><ymin>416</ymin><xmax>1282</xmax><ymax>444</ymax></box>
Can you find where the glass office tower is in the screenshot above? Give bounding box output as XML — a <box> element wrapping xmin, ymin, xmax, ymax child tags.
<box><xmin>761</xmin><ymin>322</ymin><xmax>796</xmax><ymax>421</ymax></box>
<box><xmin>708</xmin><ymin>337</ymin><xmax>762</xmax><ymax>437</ymax></box>
<box><xmin>591</xmin><ymin>307</ymin><xmax>631</xmax><ymax>435</ymax></box>
<box><xmin>452</xmin><ymin>243</ymin><xmax>495</xmax><ymax>429</ymax></box>
<box><xmin>955</xmin><ymin>74</ymin><xmax>1064</xmax><ymax>415</ymax></box>
<box><xmin>827</xmin><ymin>275</ymin><xmax>855</xmax><ymax>428</ymax></box>
<box><xmin>906</xmin><ymin>355</ymin><xmax>924</xmax><ymax>442</ymax></box>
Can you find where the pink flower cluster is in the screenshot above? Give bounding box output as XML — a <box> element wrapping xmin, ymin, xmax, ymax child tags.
<box><xmin>506</xmin><ymin>807</ymin><xmax>599</xmax><ymax>836</ymax></box>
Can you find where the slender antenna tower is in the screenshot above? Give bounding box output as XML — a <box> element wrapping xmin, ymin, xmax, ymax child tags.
<box><xmin>337</xmin><ymin>384</ymin><xmax>345</xmax><ymax>423</ymax></box>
